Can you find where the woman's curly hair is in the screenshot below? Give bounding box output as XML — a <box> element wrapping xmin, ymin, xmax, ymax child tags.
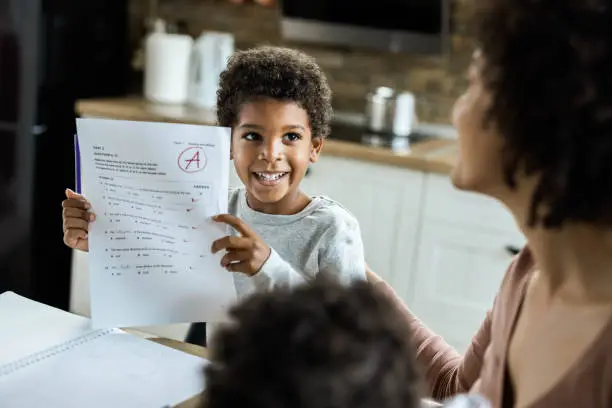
<box><xmin>216</xmin><ymin>46</ymin><xmax>333</xmax><ymax>139</ymax></box>
<box><xmin>474</xmin><ymin>0</ymin><xmax>612</xmax><ymax>227</ymax></box>
<box><xmin>203</xmin><ymin>278</ymin><xmax>421</xmax><ymax>408</ymax></box>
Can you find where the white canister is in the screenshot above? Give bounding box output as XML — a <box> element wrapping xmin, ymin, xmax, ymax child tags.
<box><xmin>144</xmin><ymin>20</ymin><xmax>194</xmax><ymax>104</ymax></box>
<box><xmin>188</xmin><ymin>31</ymin><xmax>235</xmax><ymax>109</ymax></box>
<box><xmin>393</xmin><ymin>91</ymin><xmax>417</xmax><ymax>137</ymax></box>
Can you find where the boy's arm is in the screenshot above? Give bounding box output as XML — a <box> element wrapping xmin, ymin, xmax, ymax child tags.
<box><xmin>250</xmin><ymin>249</ymin><xmax>307</xmax><ymax>290</ymax></box>
<box><xmin>251</xmin><ymin>211</ymin><xmax>366</xmax><ymax>290</ymax></box>
<box><xmin>317</xmin><ymin>213</ymin><xmax>366</xmax><ymax>283</ymax></box>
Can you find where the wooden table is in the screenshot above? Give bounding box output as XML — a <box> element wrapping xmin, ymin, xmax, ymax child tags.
<box><xmin>149</xmin><ymin>338</ymin><xmax>208</xmax><ymax>408</ymax></box>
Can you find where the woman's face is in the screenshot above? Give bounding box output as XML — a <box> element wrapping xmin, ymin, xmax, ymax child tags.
<box><xmin>451</xmin><ymin>53</ymin><xmax>507</xmax><ymax>199</ymax></box>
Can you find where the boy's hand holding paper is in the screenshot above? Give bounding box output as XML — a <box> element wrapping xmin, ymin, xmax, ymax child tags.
<box><xmin>62</xmin><ymin>189</ymin><xmax>93</xmax><ymax>252</ymax></box>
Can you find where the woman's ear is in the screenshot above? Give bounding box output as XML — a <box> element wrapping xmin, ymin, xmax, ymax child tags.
<box><xmin>309</xmin><ymin>137</ymin><xmax>324</xmax><ymax>163</ymax></box>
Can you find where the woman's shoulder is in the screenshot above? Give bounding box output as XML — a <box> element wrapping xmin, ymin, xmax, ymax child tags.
<box><xmin>495</xmin><ymin>247</ymin><xmax>535</xmax><ymax>312</ymax></box>
<box><xmin>485</xmin><ymin>246</ymin><xmax>535</xmax><ymax>339</ymax></box>
<box><xmin>472</xmin><ymin>247</ymin><xmax>535</xmax><ymax>402</ymax></box>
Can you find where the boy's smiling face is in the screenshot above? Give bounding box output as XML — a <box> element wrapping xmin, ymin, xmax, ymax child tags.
<box><xmin>231</xmin><ymin>98</ymin><xmax>323</xmax><ymax>214</ymax></box>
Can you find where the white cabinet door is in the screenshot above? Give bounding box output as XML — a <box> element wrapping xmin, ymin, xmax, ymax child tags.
<box><xmin>423</xmin><ymin>174</ymin><xmax>519</xmax><ymax>233</ymax></box>
<box><xmin>409</xmin><ymin>221</ymin><xmax>523</xmax><ymax>353</ymax></box>
<box><xmin>301</xmin><ymin>156</ymin><xmax>425</xmax><ymax>291</ymax></box>
<box><xmin>228</xmin><ymin>160</ymin><xmax>242</xmax><ymax>189</ymax></box>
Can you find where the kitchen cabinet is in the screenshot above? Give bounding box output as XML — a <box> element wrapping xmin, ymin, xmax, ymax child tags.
<box><xmin>409</xmin><ymin>221</ymin><xmax>522</xmax><ymax>352</ymax></box>
<box><xmin>407</xmin><ymin>174</ymin><xmax>525</xmax><ymax>352</ymax></box>
<box><xmin>421</xmin><ymin>174</ymin><xmax>520</xmax><ymax>234</ymax></box>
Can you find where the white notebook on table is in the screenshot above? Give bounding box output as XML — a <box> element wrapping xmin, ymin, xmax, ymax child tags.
<box><xmin>0</xmin><ymin>291</ymin><xmax>207</xmax><ymax>408</ymax></box>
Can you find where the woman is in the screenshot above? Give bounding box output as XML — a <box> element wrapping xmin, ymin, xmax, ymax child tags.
<box><xmin>370</xmin><ymin>0</ymin><xmax>612</xmax><ymax>407</ymax></box>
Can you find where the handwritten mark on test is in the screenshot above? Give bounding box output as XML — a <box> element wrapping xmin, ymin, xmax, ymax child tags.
<box><xmin>178</xmin><ymin>146</ymin><xmax>207</xmax><ymax>173</ymax></box>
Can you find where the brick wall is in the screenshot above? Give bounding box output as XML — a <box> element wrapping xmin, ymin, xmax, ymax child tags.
<box><xmin>130</xmin><ymin>0</ymin><xmax>475</xmax><ymax>124</ymax></box>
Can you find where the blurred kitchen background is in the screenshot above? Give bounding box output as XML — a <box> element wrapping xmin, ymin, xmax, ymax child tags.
<box><xmin>2</xmin><ymin>0</ymin><xmax>524</xmax><ymax>352</ymax></box>
<box><xmin>129</xmin><ymin>0</ymin><xmax>470</xmax><ymax>122</ymax></box>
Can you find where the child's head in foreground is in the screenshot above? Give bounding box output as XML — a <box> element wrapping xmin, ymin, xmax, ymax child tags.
<box><xmin>216</xmin><ymin>46</ymin><xmax>332</xmax><ymax>214</ymax></box>
<box><xmin>203</xmin><ymin>278</ymin><xmax>421</xmax><ymax>408</ymax></box>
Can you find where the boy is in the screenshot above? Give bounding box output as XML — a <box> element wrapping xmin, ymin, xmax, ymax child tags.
<box><xmin>203</xmin><ymin>278</ymin><xmax>422</xmax><ymax>408</ymax></box>
<box><xmin>203</xmin><ymin>278</ymin><xmax>491</xmax><ymax>408</ymax></box>
<box><xmin>61</xmin><ymin>46</ymin><xmax>366</xmax><ymax>342</ymax></box>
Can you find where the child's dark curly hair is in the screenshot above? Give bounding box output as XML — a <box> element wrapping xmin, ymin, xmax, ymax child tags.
<box><xmin>216</xmin><ymin>46</ymin><xmax>333</xmax><ymax>138</ymax></box>
<box><xmin>474</xmin><ymin>0</ymin><xmax>612</xmax><ymax>227</ymax></box>
<box><xmin>203</xmin><ymin>278</ymin><xmax>421</xmax><ymax>408</ymax></box>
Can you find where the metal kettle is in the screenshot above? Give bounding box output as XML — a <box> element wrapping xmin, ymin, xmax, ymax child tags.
<box><xmin>365</xmin><ymin>86</ymin><xmax>416</xmax><ymax>136</ymax></box>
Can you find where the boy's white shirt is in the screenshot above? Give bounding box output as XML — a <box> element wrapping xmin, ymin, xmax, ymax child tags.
<box><xmin>207</xmin><ymin>187</ymin><xmax>367</xmax><ymax>342</ymax></box>
<box><xmin>441</xmin><ymin>394</ymin><xmax>492</xmax><ymax>408</ymax></box>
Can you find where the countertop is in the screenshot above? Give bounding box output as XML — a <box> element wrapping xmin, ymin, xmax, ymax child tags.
<box><xmin>76</xmin><ymin>98</ymin><xmax>458</xmax><ymax>174</ymax></box>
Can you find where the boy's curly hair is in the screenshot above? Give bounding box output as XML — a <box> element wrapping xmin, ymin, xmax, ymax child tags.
<box><xmin>216</xmin><ymin>46</ymin><xmax>333</xmax><ymax>138</ymax></box>
<box><xmin>474</xmin><ymin>0</ymin><xmax>612</xmax><ymax>227</ymax></box>
<box><xmin>203</xmin><ymin>279</ymin><xmax>421</xmax><ymax>408</ymax></box>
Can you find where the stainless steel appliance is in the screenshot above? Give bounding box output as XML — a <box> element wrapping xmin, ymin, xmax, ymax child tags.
<box><xmin>365</xmin><ymin>87</ymin><xmax>396</xmax><ymax>134</ymax></box>
<box><xmin>365</xmin><ymin>87</ymin><xmax>417</xmax><ymax>136</ymax></box>
<box><xmin>280</xmin><ymin>0</ymin><xmax>450</xmax><ymax>54</ymax></box>
<box><xmin>0</xmin><ymin>0</ymin><xmax>130</xmax><ymax>310</ymax></box>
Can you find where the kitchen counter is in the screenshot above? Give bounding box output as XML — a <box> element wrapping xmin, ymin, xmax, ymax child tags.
<box><xmin>76</xmin><ymin>98</ymin><xmax>458</xmax><ymax>174</ymax></box>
